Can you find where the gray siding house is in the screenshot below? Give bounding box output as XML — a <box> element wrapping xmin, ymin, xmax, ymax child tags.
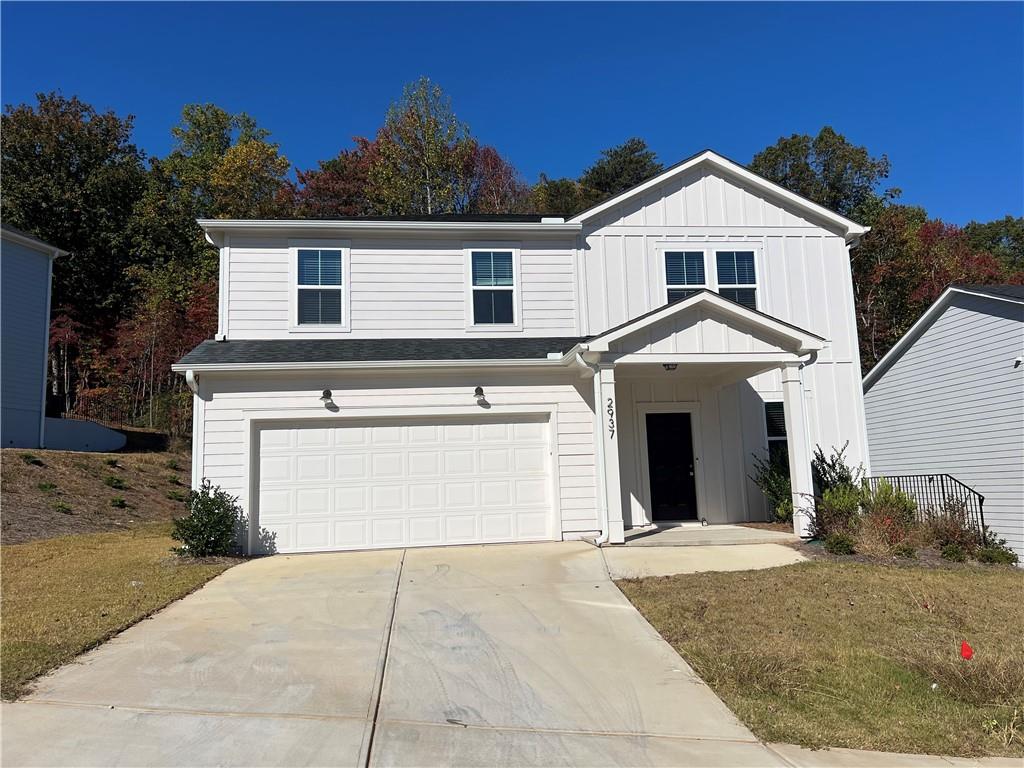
<box><xmin>1</xmin><ymin>225</ymin><xmax>64</xmax><ymax>449</ymax></box>
<box><xmin>863</xmin><ymin>285</ymin><xmax>1024</xmax><ymax>561</ymax></box>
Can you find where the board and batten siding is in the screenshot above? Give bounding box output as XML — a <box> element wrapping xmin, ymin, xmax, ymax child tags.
<box><xmin>580</xmin><ymin>168</ymin><xmax>871</xmax><ymax>479</ymax></box>
<box><xmin>864</xmin><ymin>293</ymin><xmax>1024</xmax><ymax>560</ymax></box>
<box><xmin>1</xmin><ymin>238</ymin><xmax>52</xmax><ymax>448</ymax></box>
<box><xmin>224</xmin><ymin>236</ymin><xmax>578</xmax><ymax>339</ymax></box>
<box><xmin>194</xmin><ymin>370</ymin><xmax>599</xmax><ymax>538</ymax></box>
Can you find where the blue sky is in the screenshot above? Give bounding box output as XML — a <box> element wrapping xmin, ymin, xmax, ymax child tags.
<box><xmin>3</xmin><ymin>2</ymin><xmax>1021</xmax><ymax>224</ymax></box>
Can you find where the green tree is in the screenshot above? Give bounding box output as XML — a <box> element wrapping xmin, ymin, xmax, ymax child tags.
<box><xmin>209</xmin><ymin>139</ymin><xmax>290</xmax><ymax>218</ymax></box>
<box><xmin>1</xmin><ymin>93</ymin><xmax>147</xmax><ymax>321</ymax></box>
<box><xmin>963</xmin><ymin>215</ymin><xmax>1024</xmax><ymax>272</ymax></box>
<box><xmin>750</xmin><ymin>126</ymin><xmax>898</xmax><ymax>221</ymax></box>
<box><xmin>367</xmin><ymin>77</ymin><xmax>476</xmax><ymax>215</ymax></box>
<box><xmin>530</xmin><ymin>175</ymin><xmax>586</xmax><ymax>216</ymax></box>
<box><xmin>578</xmin><ymin>137</ymin><xmax>663</xmax><ymax>205</ymax></box>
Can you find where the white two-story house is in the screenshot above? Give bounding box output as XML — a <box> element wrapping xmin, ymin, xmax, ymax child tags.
<box><xmin>173</xmin><ymin>150</ymin><xmax>871</xmax><ymax>554</ymax></box>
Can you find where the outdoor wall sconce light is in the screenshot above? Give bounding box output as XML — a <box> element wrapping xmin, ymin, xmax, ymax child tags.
<box><xmin>319</xmin><ymin>389</ymin><xmax>334</xmax><ymax>406</ymax></box>
<box><xmin>474</xmin><ymin>386</ymin><xmax>486</xmax><ymax>404</ymax></box>
<box><xmin>662</xmin><ymin>363</ymin><xmax>678</xmax><ymax>372</ymax></box>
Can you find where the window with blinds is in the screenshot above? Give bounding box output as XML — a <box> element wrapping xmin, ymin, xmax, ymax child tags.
<box><xmin>297</xmin><ymin>249</ymin><xmax>343</xmax><ymax>325</ymax></box>
<box><xmin>471</xmin><ymin>251</ymin><xmax>515</xmax><ymax>324</ymax></box>
<box><xmin>764</xmin><ymin>401</ymin><xmax>789</xmax><ymax>467</ymax></box>
<box><xmin>665</xmin><ymin>251</ymin><xmax>706</xmax><ymax>304</ymax></box>
<box><xmin>716</xmin><ymin>251</ymin><xmax>757</xmax><ymax>310</ymax></box>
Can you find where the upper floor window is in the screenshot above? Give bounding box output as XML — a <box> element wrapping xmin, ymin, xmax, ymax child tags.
<box><xmin>471</xmin><ymin>250</ymin><xmax>515</xmax><ymax>324</ymax></box>
<box><xmin>297</xmin><ymin>248</ymin><xmax>343</xmax><ymax>325</ymax></box>
<box><xmin>716</xmin><ymin>251</ymin><xmax>757</xmax><ymax>310</ymax></box>
<box><xmin>665</xmin><ymin>251</ymin><xmax>706</xmax><ymax>303</ymax></box>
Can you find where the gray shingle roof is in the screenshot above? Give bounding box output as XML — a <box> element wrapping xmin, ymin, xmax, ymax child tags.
<box><xmin>176</xmin><ymin>337</ymin><xmax>586</xmax><ymax>367</ymax></box>
<box><xmin>955</xmin><ymin>284</ymin><xmax>1024</xmax><ymax>301</ymax></box>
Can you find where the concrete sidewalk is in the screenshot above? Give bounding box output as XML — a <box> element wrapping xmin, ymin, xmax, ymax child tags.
<box><xmin>604</xmin><ymin>542</ymin><xmax>806</xmax><ymax>578</ymax></box>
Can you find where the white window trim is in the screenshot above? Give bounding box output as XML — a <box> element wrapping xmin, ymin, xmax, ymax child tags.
<box><xmin>764</xmin><ymin>400</ymin><xmax>788</xmax><ymax>454</ymax></box>
<box><xmin>288</xmin><ymin>239</ymin><xmax>351</xmax><ymax>333</ymax></box>
<box><xmin>464</xmin><ymin>242</ymin><xmax>523</xmax><ymax>332</ymax></box>
<box><xmin>655</xmin><ymin>242</ymin><xmax>763</xmax><ymax>311</ymax></box>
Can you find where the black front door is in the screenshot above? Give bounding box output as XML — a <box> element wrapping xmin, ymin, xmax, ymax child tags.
<box><xmin>646</xmin><ymin>412</ymin><xmax>698</xmax><ymax>521</ymax></box>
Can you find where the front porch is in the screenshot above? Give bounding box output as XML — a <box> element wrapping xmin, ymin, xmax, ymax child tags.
<box><xmin>623</xmin><ymin>523</ymin><xmax>799</xmax><ymax>547</ymax></box>
<box><xmin>577</xmin><ymin>291</ymin><xmax>826</xmax><ymax>544</ymax></box>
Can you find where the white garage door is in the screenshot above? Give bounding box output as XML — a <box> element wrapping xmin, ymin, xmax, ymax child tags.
<box><xmin>256</xmin><ymin>415</ymin><xmax>554</xmax><ymax>553</ymax></box>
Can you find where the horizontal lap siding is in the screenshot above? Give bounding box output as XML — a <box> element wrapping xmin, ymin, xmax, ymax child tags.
<box><xmin>865</xmin><ymin>295</ymin><xmax>1024</xmax><ymax>559</ymax></box>
<box><xmin>225</xmin><ymin>236</ymin><xmax>577</xmax><ymax>339</ymax></box>
<box><xmin>198</xmin><ymin>372</ymin><xmax>598</xmax><ymax>536</ymax></box>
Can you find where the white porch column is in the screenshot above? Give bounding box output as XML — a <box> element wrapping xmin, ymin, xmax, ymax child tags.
<box><xmin>781</xmin><ymin>363</ymin><xmax>814</xmax><ymax>538</ymax></box>
<box><xmin>596</xmin><ymin>363</ymin><xmax>625</xmax><ymax>543</ymax></box>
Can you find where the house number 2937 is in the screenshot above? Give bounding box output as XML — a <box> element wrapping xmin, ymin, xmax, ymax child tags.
<box><xmin>606</xmin><ymin>398</ymin><xmax>616</xmax><ymax>439</ymax></box>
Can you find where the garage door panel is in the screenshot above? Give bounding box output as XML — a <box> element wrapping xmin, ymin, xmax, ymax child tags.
<box><xmin>257</xmin><ymin>415</ymin><xmax>555</xmax><ymax>553</ymax></box>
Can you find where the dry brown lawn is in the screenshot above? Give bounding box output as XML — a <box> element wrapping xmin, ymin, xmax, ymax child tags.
<box><xmin>618</xmin><ymin>560</ymin><xmax>1024</xmax><ymax>758</ymax></box>
<box><xmin>1</xmin><ymin>522</ymin><xmax>236</xmax><ymax>699</ymax></box>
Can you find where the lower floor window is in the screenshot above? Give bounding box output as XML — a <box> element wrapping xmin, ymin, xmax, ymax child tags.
<box><xmin>764</xmin><ymin>401</ymin><xmax>788</xmax><ymax>467</ymax></box>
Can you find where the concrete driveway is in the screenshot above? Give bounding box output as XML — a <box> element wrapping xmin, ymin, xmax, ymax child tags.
<box><xmin>2</xmin><ymin>542</ymin><xmax>785</xmax><ymax>767</ymax></box>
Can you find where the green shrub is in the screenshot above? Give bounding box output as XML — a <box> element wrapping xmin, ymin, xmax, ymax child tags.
<box><xmin>103</xmin><ymin>475</ymin><xmax>127</xmax><ymax>490</ymax></box>
<box><xmin>824</xmin><ymin>531</ymin><xmax>855</xmax><ymax>555</ymax></box>
<box><xmin>166</xmin><ymin>458</ymin><xmax>181</xmax><ymax>471</ymax></box>
<box><xmin>103</xmin><ymin>457</ymin><xmax>119</xmax><ymax>467</ymax></box>
<box><xmin>54</xmin><ymin>501</ymin><xmax>72</xmax><ymax>515</ymax></box>
<box><xmin>171</xmin><ymin>480</ymin><xmax>244</xmax><ymax>557</ymax></box>
<box><xmin>941</xmin><ymin>543</ymin><xmax>967</xmax><ymax>563</ymax></box>
<box><xmin>166</xmin><ymin>489</ymin><xmax>187</xmax><ymax>502</ymax></box>
<box><xmin>166</xmin><ymin>474</ymin><xmax>181</xmax><ymax>486</ymax></box>
<box><xmin>860</xmin><ymin>480</ymin><xmax>917</xmax><ymax>546</ymax></box>
<box><xmin>750</xmin><ymin>452</ymin><xmax>791</xmax><ymax>522</ymax></box>
<box><xmin>893</xmin><ymin>542</ymin><xmax>917</xmax><ymax>559</ymax></box>
<box><xmin>811</xmin><ymin>483</ymin><xmax>861</xmax><ymax>538</ymax></box>
<box><xmin>811</xmin><ymin>442</ymin><xmax>863</xmax><ymax>494</ymax></box>
<box><xmin>924</xmin><ymin>499</ymin><xmax>980</xmax><ymax>554</ymax></box>
<box><xmin>37</xmin><ymin>482</ymin><xmax>57</xmax><ymax>493</ymax></box>
<box><xmin>110</xmin><ymin>497</ymin><xmax>127</xmax><ymax>509</ymax></box>
<box><xmin>20</xmin><ymin>453</ymin><xmax>44</xmax><ymax>467</ymax></box>
<box><xmin>976</xmin><ymin>546</ymin><xmax>1018</xmax><ymax>565</ymax></box>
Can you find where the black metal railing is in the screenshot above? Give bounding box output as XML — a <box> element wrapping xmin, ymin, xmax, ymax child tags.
<box><xmin>863</xmin><ymin>474</ymin><xmax>986</xmax><ymax>542</ymax></box>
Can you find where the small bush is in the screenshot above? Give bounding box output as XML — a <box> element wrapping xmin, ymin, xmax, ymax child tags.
<box><xmin>166</xmin><ymin>489</ymin><xmax>187</xmax><ymax>502</ymax></box>
<box><xmin>103</xmin><ymin>457</ymin><xmax>119</xmax><ymax>467</ymax></box>
<box><xmin>893</xmin><ymin>542</ymin><xmax>917</xmax><ymax>559</ymax></box>
<box><xmin>976</xmin><ymin>546</ymin><xmax>1019</xmax><ymax>566</ymax></box>
<box><xmin>811</xmin><ymin>483</ymin><xmax>861</xmax><ymax>538</ymax></box>
<box><xmin>171</xmin><ymin>480</ymin><xmax>244</xmax><ymax>557</ymax></box>
<box><xmin>166</xmin><ymin>458</ymin><xmax>181</xmax><ymax>471</ymax></box>
<box><xmin>54</xmin><ymin>501</ymin><xmax>72</xmax><ymax>515</ymax></box>
<box><xmin>20</xmin><ymin>453</ymin><xmax>44</xmax><ymax>467</ymax></box>
<box><xmin>104</xmin><ymin>475</ymin><xmax>127</xmax><ymax>490</ymax></box>
<box><xmin>925</xmin><ymin>499</ymin><xmax>980</xmax><ymax>554</ymax></box>
<box><xmin>811</xmin><ymin>442</ymin><xmax>863</xmax><ymax>494</ymax></box>
<box><xmin>859</xmin><ymin>479</ymin><xmax>917</xmax><ymax>550</ymax></box>
<box><xmin>750</xmin><ymin>452</ymin><xmax>791</xmax><ymax>522</ymax></box>
<box><xmin>166</xmin><ymin>474</ymin><xmax>181</xmax><ymax>486</ymax></box>
<box><xmin>824</xmin><ymin>531</ymin><xmax>855</xmax><ymax>555</ymax></box>
<box><xmin>941</xmin><ymin>543</ymin><xmax>967</xmax><ymax>563</ymax></box>
<box><xmin>110</xmin><ymin>496</ymin><xmax>127</xmax><ymax>509</ymax></box>
<box><xmin>37</xmin><ymin>482</ymin><xmax>57</xmax><ymax>493</ymax></box>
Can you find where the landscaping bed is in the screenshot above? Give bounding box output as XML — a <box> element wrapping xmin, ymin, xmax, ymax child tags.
<box><xmin>1</xmin><ymin>521</ymin><xmax>237</xmax><ymax>699</ymax></box>
<box><xmin>619</xmin><ymin>560</ymin><xmax>1023</xmax><ymax>758</ymax></box>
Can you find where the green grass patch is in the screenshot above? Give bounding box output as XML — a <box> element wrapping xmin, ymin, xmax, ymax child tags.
<box><xmin>1</xmin><ymin>522</ymin><xmax>234</xmax><ymax>699</ymax></box>
<box><xmin>618</xmin><ymin>561</ymin><xmax>1023</xmax><ymax>758</ymax></box>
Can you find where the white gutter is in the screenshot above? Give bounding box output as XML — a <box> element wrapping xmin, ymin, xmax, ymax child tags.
<box><xmin>197</xmin><ymin>218</ymin><xmax>582</xmax><ymax>236</ymax></box>
<box><xmin>171</xmin><ymin>357</ymin><xmax>579</xmax><ymax>374</ymax></box>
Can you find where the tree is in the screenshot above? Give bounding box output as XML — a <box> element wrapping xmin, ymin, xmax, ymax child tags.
<box><xmin>285</xmin><ymin>138</ymin><xmax>377</xmax><ymax>218</ymax></box>
<box><xmin>1</xmin><ymin>93</ymin><xmax>147</xmax><ymax>323</ymax></box>
<box><xmin>750</xmin><ymin>126</ymin><xmax>898</xmax><ymax>221</ymax></box>
<box><xmin>367</xmin><ymin>77</ymin><xmax>477</xmax><ymax>215</ymax></box>
<box><xmin>466</xmin><ymin>144</ymin><xmax>531</xmax><ymax>214</ymax></box>
<box><xmin>579</xmin><ymin>137</ymin><xmax>663</xmax><ymax>204</ymax></box>
<box><xmin>209</xmin><ymin>138</ymin><xmax>290</xmax><ymax>218</ymax></box>
<box><xmin>530</xmin><ymin>174</ymin><xmax>586</xmax><ymax>216</ymax></box>
<box><xmin>963</xmin><ymin>216</ymin><xmax>1024</xmax><ymax>272</ymax></box>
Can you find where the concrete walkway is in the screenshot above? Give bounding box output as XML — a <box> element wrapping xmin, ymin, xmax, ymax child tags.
<box><xmin>624</xmin><ymin>522</ymin><xmax>800</xmax><ymax>547</ymax></box>
<box><xmin>604</xmin><ymin>542</ymin><xmax>806</xmax><ymax>578</ymax></box>
<box><xmin>2</xmin><ymin>542</ymin><xmax>783</xmax><ymax>767</ymax></box>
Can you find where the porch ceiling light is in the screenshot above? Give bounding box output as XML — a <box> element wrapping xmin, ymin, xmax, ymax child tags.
<box><xmin>662</xmin><ymin>363</ymin><xmax>678</xmax><ymax>372</ymax></box>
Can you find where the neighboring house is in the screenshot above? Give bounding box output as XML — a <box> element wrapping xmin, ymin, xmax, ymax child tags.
<box><xmin>173</xmin><ymin>149</ymin><xmax>872</xmax><ymax>554</ymax></box>
<box><xmin>1</xmin><ymin>225</ymin><xmax>64</xmax><ymax>449</ymax></box>
<box><xmin>863</xmin><ymin>285</ymin><xmax>1024</xmax><ymax>561</ymax></box>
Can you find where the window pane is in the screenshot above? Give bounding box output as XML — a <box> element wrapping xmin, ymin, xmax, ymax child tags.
<box><xmin>472</xmin><ymin>251</ymin><xmax>513</xmax><ymax>286</ymax></box>
<box><xmin>764</xmin><ymin>402</ymin><xmax>786</xmax><ymax>439</ymax></box>
<box><xmin>720</xmin><ymin>287</ymin><xmax>756</xmax><ymax>310</ymax></box>
<box><xmin>473</xmin><ymin>289</ymin><xmax>514</xmax><ymax>324</ymax></box>
<box><xmin>667</xmin><ymin>287</ymin><xmax>700</xmax><ymax>304</ymax></box>
<box><xmin>319</xmin><ymin>250</ymin><xmax>342</xmax><ymax>286</ymax></box>
<box><xmin>297</xmin><ymin>289</ymin><xmax>341</xmax><ymax>324</ymax></box>
<box><xmin>298</xmin><ymin>250</ymin><xmax>320</xmax><ymax>285</ymax></box>
<box><xmin>768</xmin><ymin>440</ymin><xmax>790</xmax><ymax>469</ymax></box>
<box><xmin>717</xmin><ymin>251</ymin><xmax>755</xmax><ymax>285</ymax></box>
<box><xmin>665</xmin><ymin>252</ymin><xmax>705</xmax><ymax>286</ymax></box>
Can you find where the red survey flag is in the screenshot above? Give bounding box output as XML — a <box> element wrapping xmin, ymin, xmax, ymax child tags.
<box><xmin>960</xmin><ymin>641</ymin><xmax>974</xmax><ymax>660</ymax></box>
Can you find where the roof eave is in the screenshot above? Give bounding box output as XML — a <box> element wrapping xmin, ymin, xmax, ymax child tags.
<box><xmin>172</xmin><ymin>358</ymin><xmax>573</xmax><ymax>374</ymax></box>
<box><xmin>197</xmin><ymin>219</ymin><xmax>582</xmax><ymax>238</ymax></box>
